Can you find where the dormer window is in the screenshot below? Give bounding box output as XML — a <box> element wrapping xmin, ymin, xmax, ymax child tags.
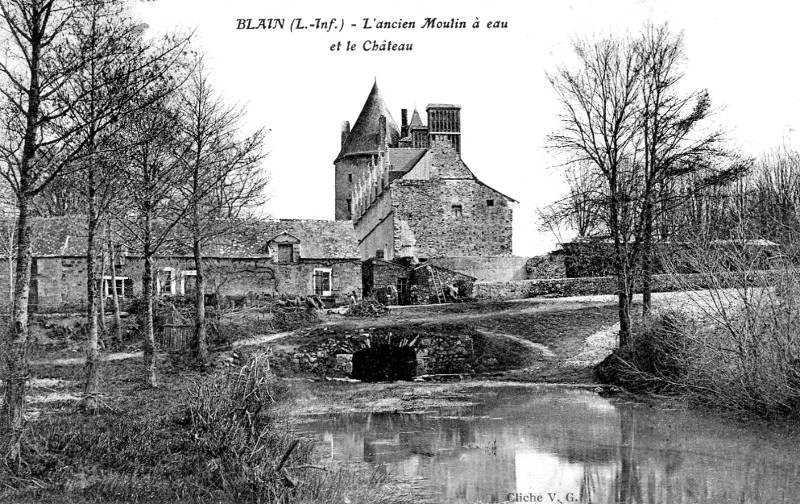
<box><xmin>268</xmin><ymin>232</ymin><xmax>301</xmax><ymax>264</ymax></box>
<box><xmin>277</xmin><ymin>244</ymin><xmax>294</xmax><ymax>263</ymax></box>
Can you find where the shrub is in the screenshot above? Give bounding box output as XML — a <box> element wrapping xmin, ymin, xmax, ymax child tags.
<box><xmin>594</xmin><ymin>310</ymin><xmax>692</xmax><ymax>393</ymax></box>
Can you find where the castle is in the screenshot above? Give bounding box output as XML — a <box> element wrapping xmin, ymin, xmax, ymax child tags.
<box><xmin>334</xmin><ymin>81</ymin><xmax>517</xmax><ymax>270</ymax></box>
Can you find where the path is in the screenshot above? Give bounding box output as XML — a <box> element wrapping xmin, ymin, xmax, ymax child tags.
<box><xmin>31</xmin><ymin>290</ymin><xmax>704</xmax><ymax>367</ymax></box>
<box><xmin>474</xmin><ymin>328</ymin><xmax>557</xmax><ymax>358</ymax></box>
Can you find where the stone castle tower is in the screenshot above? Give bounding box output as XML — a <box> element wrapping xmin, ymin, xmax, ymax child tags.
<box><xmin>334</xmin><ymin>81</ymin><xmax>516</xmax><ymax>263</ymax></box>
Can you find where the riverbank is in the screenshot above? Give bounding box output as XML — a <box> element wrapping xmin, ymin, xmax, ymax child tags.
<box><xmin>1</xmin><ymin>293</ymin><xmax>713</xmax><ymax>503</ymax></box>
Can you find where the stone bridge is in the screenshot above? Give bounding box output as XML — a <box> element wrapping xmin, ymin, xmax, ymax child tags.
<box><xmin>290</xmin><ymin>327</ymin><xmax>474</xmax><ymax>381</ymax></box>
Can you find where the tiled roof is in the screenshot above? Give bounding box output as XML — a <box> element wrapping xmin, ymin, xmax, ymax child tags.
<box><xmin>205</xmin><ymin>219</ymin><xmax>360</xmax><ymax>259</ymax></box>
<box><xmin>1</xmin><ymin>217</ymin><xmax>360</xmax><ymax>260</ymax></box>
<box><xmin>335</xmin><ymin>81</ymin><xmax>400</xmax><ymax>161</ymax></box>
<box><xmin>387</xmin><ymin>148</ymin><xmax>428</xmax><ymax>174</ymax></box>
<box><xmin>0</xmin><ymin>216</ymin><xmax>89</xmax><ymax>256</ymax></box>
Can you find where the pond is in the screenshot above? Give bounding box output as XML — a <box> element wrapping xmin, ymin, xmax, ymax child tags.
<box><xmin>297</xmin><ymin>385</ymin><xmax>800</xmax><ymax>503</ymax></box>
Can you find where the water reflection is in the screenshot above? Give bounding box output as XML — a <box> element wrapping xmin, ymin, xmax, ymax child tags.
<box><xmin>298</xmin><ymin>387</ymin><xmax>800</xmax><ymax>503</ymax></box>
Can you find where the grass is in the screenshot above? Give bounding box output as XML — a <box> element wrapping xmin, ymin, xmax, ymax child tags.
<box><xmin>6</xmin><ymin>298</ymin><xmax>624</xmax><ymax>502</ymax></box>
<box><xmin>469</xmin><ymin>305</ymin><xmax>619</xmax><ymax>351</ymax></box>
<box><xmin>5</xmin><ymin>354</ymin><xmax>419</xmax><ymax>503</ymax></box>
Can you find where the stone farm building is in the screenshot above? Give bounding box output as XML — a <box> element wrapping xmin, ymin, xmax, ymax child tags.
<box><xmin>334</xmin><ymin>81</ymin><xmax>530</xmax><ymax>283</ymax></box>
<box><xmin>0</xmin><ymin>217</ymin><xmax>362</xmax><ymax>311</ymax></box>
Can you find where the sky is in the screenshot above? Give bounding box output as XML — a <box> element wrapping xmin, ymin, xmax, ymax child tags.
<box><xmin>137</xmin><ymin>0</ymin><xmax>800</xmax><ymax>256</ymax></box>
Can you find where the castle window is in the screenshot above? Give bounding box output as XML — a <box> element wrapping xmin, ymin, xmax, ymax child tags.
<box><xmin>346</xmin><ymin>198</ymin><xmax>352</xmax><ymax>213</ymax></box>
<box><xmin>486</xmin><ymin>199</ymin><xmax>494</xmax><ymax>207</ymax></box>
<box><xmin>452</xmin><ymin>205</ymin><xmax>463</xmax><ymax>218</ymax></box>
<box><xmin>348</xmin><ymin>173</ymin><xmax>352</xmax><ymax>183</ymax></box>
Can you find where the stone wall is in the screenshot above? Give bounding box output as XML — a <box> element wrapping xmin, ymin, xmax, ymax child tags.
<box><xmin>289</xmin><ymin>327</ymin><xmax>474</xmax><ymax>378</ymax></box>
<box><xmin>18</xmin><ymin>255</ymin><xmax>362</xmax><ymax>310</ymax></box>
<box><xmin>473</xmin><ymin>271</ymin><xmax>781</xmax><ymax>300</ymax></box>
<box><xmin>353</xmin><ymin>189</ymin><xmax>395</xmax><ymax>260</ymax></box>
<box><xmin>560</xmin><ymin>241</ymin><xmax>781</xmax><ymax>278</ymax></box>
<box><xmin>525</xmin><ymin>253</ymin><xmax>567</xmax><ymax>279</ymax></box>
<box><xmin>428</xmin><ymin>256</ymin><xmax>530</xmax><ymax>282</ymax></box>
<box><xmin>335</xmin><ymin>155</ymin><xmax>373</xmax><ymax>220</ymax></box>
<box><xmin>118</xmin><ymin>257</ymin><xmax>362</xmax><ymax>303</ymax></box>
<box><xmin>391</xmin><ymin>178</ymin><xmax>513</xmax><ymax>259</ymax></box>
<box><xmin>362</xmin><ymin>259</ymin><xmax>410</xmax><ymax>298</ymax></box>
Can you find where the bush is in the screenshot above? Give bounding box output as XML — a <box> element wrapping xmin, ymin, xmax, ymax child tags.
<box><xmin>594</xmin><ymin>310</ymin><xmax>691</xmax><ymax>393</ymax></box>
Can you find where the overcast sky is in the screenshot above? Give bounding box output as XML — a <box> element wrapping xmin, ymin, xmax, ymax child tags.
<box><xmin>138</xmin><ymin>0</ymin><xmax>800</xmax><ymax>256</ymax></box>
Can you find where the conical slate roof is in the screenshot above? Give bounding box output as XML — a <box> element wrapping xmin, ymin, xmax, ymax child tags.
<box><xmin>336</xmin><ymin>81</ymin><xmax>400</xmax><ymax>161</ymax></box>
<box><xmin>409</xmin><ymin>108</ymin><xmax>424</xmax><ymax>127</ymax></box>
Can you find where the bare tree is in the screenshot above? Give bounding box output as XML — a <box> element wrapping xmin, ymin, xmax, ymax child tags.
<box><xmin>636</xmin><ymin>23</ymin><xmax>728</xmax><ymax>314</ymax></box>
<box><xmin>0</xmin><ymin>0</ymin><xmax>191</xmax><ymax>457</ymax></box>
<box><xmin>0</xmin><ymin>0</ymin><xmax>95</xmax><ymax>463</ymax></box>
<box><xmin>548</xmin><ymin>34</ymin><xmax>643</xmax><ymax>345</ymax></box>
<box><xmin>115</xmin><ymin>88</ymin><xmax>192</xmax><ymax>388</ymax></box>
<box><xmin>176</xmin><ymin>63</ymin><xmax>266</xmax><ymax>367</ymax></box>
<box><xmin>63</xmin><ymin>0</ymin><xmax>189</xmax><ymax>407</ymax></box>
<box><xmin>546</xmin><ymin>23</ymin><xmax>739</xmax><ymax>343</ymax></box>
<box><xmin>539</xmin><ymin>163</ymin><xmax>604</xmax><ymax>241</ymax></box>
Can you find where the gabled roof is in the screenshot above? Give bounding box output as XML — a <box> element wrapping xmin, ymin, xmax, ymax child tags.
<box><xmin>206</xmin><ymin>219</ymin><xmax>360</xmax><ymax>259</ymax></box>
<box><xmin>335</xmin><ymin>81</ymin><xmax>400</xmax><ymax>161</ymax></box>
<box><xmin>394</xmin><ymin>144</ymin><xmax>518</xmax><ymax>203</ymax></box>
<box><xmin>267</xmin><ymin>232</ymin><xmax>301</xmax><ymax>245</ymax></box>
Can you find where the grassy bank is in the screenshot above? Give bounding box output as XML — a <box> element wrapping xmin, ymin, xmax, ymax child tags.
<box><xmin>595</xmin><ymin>295</ymin><xmax>800</xmax><ymax>421</ymax></box>
<box><xmin>2</xmin><ymin>298</ymin><xmax>624</xmax><ymax>502</ymax></box>
<box><xmin>2</xmin><ymin>355</ymin><xmax>417</xmax><ymax>504</ymax></box>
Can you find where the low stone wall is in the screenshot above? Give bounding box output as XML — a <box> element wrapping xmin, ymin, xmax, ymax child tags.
<box><xmin>427</xmin><ymin>256</ymin><xmax>529</xmax><ymax>282</ymax></box>
<box><xmin>473</xmin><ymin>271</ymin><xmax>780</xmax><ymax>301</ymax></box>
<box><xmin>289</xmin><ymin>327</ymin><xmax>474</xmax><ymax>378</ymax></box>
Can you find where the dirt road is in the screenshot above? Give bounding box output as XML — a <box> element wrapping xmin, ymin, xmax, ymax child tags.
<box><xmin>31</xmin><ymin>290</ymin><xmax>706</xmax><ymax>367</ymax></box>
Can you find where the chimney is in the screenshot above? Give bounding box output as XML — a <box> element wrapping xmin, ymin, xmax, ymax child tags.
<box><xmin>426</xmin><ymin>104</ymin><xmax>462</xmax><ymax>154</ymax></box>
<box><xmin>401</xmin><ymin>108</ymin><xmax>408</xmax><ymax>138</ymax></box>
<box><xmin>378</xmin><ymin>115</ymin><xmax>387</xmax><ymax>151</ymax></box>
<box><xmin>341</xmin><ymin>121</ymin><xmax>351</xmax><ymax>148</ymax></box>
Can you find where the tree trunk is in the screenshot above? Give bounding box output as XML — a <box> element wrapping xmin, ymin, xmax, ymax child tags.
<box><xmin>617</xmin><ymin>274</ymin><xmax>632</xmax><ymax>347</ymax></box>
<box><xmin>83</xmin><ymin>222</ymin><xmax>100</xmax><ymax>406</ymax></box>
<box><xmin>2</xmin><ymin>197</ymin><xmax>33</xmax><ymax>465</ymax></box>
<box><xmin>108</xmin><ymin>234</ymin><xmax>123</xmax><ymax>344</ymax></box>
<box><xmin>192</xmin><ymin>234</ymin><xmax>208</xmax><ymax>367</ymax></box>
<box><xmin>98</xmin><ymin>239</ymin><xmax>107</xmax><ymax>337</ymax></box>
<box><xmin>191</xmin><ymin>146</ymin><xmax>209</xmax><ymax>366</ymax></box>
<box><xmin>2</xmin><ymin>19</ymin><xmax>42</xmax><ymax>459</ymax></box>
<box><xmin>641</xmin><ymin>198</ymin><xmax>653</xmax><ymax>316</ymax></box>
<box><xmin>609</xmin><ymin>183</ymin><xmax>633</xmax><ymax>348</ymax></box>
<box><xmin>142</xmin><ymin>252</ymin><xmax>157</xmax><ymax>387</ymax></box>
<box><xmin>6</xmin><ymin>236</ymin><xmax>12</xmax><ymax>306</ymax></box>
<box><xmin>141</xmin><ymin>186</ymin><xmax>158</xmax><ymax>386</ymax></box>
